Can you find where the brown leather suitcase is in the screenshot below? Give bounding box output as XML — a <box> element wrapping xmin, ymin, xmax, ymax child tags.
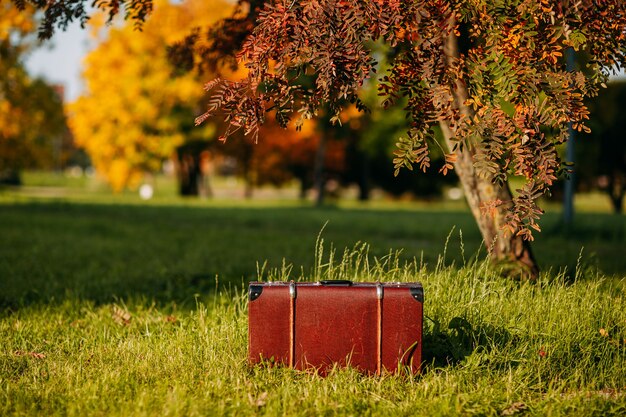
<box><xmin>248</xmin><ymin>280</ymin><xmax>423</xmax><ymax>375</ymax></box>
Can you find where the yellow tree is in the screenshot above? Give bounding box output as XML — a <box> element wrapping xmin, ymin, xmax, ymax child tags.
<box><xmin>69</xmin><ymin>0</ymin><xmax>232</xmax><ymax>192</ymax></box>
<box><xmin>0</xmin><ymin>3</ymin><xmax>34</xmax><ymax>143</ymax></box>
<box><xmin>1</xmin><ymin>3</ymin><xmax>67</xmax><ymax>183</ymax></box>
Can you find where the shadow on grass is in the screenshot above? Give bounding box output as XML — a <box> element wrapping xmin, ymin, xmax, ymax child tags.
<box><xmin>0</xmin><ymin>201</ymin><xmax>477</xmax><ymax>312</ymax></box>
<box><xmin>0</xmin><ymin>271</ymin><xmax>246</xmax><ymax>315</ymax></box>
<box><xmin>1</xmin><ymin>201</ymin><xmax>625</xmax><ymax>313</ymax></box>
<box><xmin>422</xmin><ymin>316</ymin><xmax>513</xmax><ymax>368</ymax></box>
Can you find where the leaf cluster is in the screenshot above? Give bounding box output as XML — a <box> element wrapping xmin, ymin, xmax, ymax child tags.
<box><xmin>69</xmin><ymin>0</ymin><xmax>230</xmax><ymax>192</ymax></box>
<box><xmin>11</xmin><ymin>0</ymin><xmax>153</xmax><ymax>39</ymax></box>
<box><xmin>168</xmin><ymin>0</ymin><xmax>263</xmax><ymax>74</ymax></box>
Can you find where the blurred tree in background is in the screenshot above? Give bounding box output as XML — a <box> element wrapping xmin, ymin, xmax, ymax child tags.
<box><xmin>1</xmin><ymin>3</ymin><xmax>69</xmax><ymax>185</ymax></box>
<box><xmin>69</xmin><ymin>0</ymin><xmax>233</xmax><ymax>193</ymax></box>
<box><xmin>575</xmin><ymin>81</ymin><xmax>626</xmax><ymax>213</ymax></box>
<box><xmin>347</xmin><ymin>58</ymin><xmax>459</xmax><ymax>201</ymax></box>
<box><xmin>216</xmin><ymin>116</ymin><xmax>344</xmax><ymax>199</ymax></box>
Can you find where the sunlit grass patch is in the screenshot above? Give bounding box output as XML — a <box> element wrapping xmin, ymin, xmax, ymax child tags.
<box><xmin>0</xmin><ymin>196</ymin><xmax>624</xmax><ymax>415</ymax></box>
<box><xmin>2</xmin><ymin>241</ymin><xmax>624</xmax><ymax>416</ymax></box>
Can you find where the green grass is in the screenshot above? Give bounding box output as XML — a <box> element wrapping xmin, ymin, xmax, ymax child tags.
<box><xmin>0</xmin><ymin>191</ymin><xmax>625</xmax><ymax>416</ymax></box>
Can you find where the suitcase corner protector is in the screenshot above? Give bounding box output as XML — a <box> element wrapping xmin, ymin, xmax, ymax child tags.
<box><xmin>249</xmin><ymin>284</ymin><xmax>263</xmax><ymax>301</ymax></box>
<box><xmin>410</xmin><ymin>287</ymin><xmax>424</xmax><ymax>303</ymax></box>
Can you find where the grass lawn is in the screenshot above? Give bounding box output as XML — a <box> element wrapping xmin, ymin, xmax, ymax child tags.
<box><xmin>1</xmin><ymin>188</ymin><xmax>625</xmax><ymax>416</ymax></box>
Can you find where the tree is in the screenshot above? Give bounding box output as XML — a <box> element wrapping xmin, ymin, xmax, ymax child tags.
<box><xmin>573</xmin><ymin>81</ymin><xmax>626</xmax><ymax>213</ymax></box>
<box><xmin>1</xmin><ymin>3</ymin><xmax>69</xmax><ymax>184</ymax></box>
<box><xmin>213</xmin><ymin>115</ymin><xmax>345</xmax><ymax>199</ymax></box>
<box><xmin>194</xmin><ymin>0</ymin><xmax>626</xmax><ymax>278</ymax></box>
<box><xmin>16</xmin><ymin>0</ymin><xmax>626</xmax><ymax>277</ymax></box>
<box><xmin>68</xmin><ymin>0</ymin><xmax>232</xmax><ymax>192</ymax></box>
<box><xmin>343</xmin><ymin>70</ymin><xmax>458</xmax><ymax>200</ymax></box>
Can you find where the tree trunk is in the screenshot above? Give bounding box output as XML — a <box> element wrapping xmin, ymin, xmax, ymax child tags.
<box><xmin>357</xmin><ymin>156</ymin><xmax>370</xmax><ymax>202</ymax></box>
<box><xmin>355</xmin><ymin>146</ymin><xmax>370</xmax><ymax>201</ymax></box>
<box><xmin>608</xmin><ymin>174</ymin><xmax>624</xmax><ymax>214</ymax></box>
<box><xmin>442</xmin><ymin>30</ymin><xmax>539</xmax><ymax>279</ymax></box>
<box><xmin>177</xmin><ymin>152</ymin><xmax>201</xmax><ymax>196</ymax></box>
<box><xmin>313</xmin><ymin>135</ymin><xmax>327</xmax><ymax>206</ymax></box>
<box><xmin>298</xmin><ymin>174</ymin><xmax>311</xmax><ymax>200</ymax></box>
<box><xmin>199</xmin><ymin>150</ymin><xmax>213</xmax><ymax>199</ymax></box>
<box><xmin>242</xmin><ymin>162</ymin><xmax>254</xmax><ymax>199</ymax></box>
<box><xmin>0</xmin><ymin>169</ymin><xmax>21</xmax><ymax>186</ymax></box>
<box><xmin>176</xmin><ymin>142</ymin><xmax>211</xmax><ymax>197</ymax></box>
<box><xmin>610</xmin><ymin>194</ymin><xmax>624</xmax><ymax>214</ymax></box>
<box><xmin>610</xmin><ymin>195</ymin><xmax>624</xmax><ymax>214</ymax></box>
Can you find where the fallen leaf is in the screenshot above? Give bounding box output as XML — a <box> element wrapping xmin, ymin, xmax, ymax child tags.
<box><xmin>112</xmin><ymin>305</ymin><xmax>131</xmax><ymax>326</ymax></box>
<box><xmin>597</xmin><ymin>389</ymin><xmax>620</xmax><ymax>399</ymax></box>
<box><xmin>501</xmin><ymin>401</ymin><xmax>527</xmax><ymax>416</ymax></box>
<box><xmin>248</xmin><ymin>392</ymin><xmax>268</xmax><ymax>407</ymax></box>
<box><xmin>14</xmin><ymin>351</ymin><xmax>46</xmax><ymax>359</ymax></box>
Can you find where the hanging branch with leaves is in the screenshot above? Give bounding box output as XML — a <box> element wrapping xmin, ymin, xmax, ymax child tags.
<box><xmin>195</xmin><ymin>0</ymin><xmax>626</xmax><ymax>240</ymax></box>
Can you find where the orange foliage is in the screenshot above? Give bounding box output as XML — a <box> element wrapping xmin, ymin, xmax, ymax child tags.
<box><xmin>1</xmin><ymin>4</ymin><xmax>68</xmax><ymax>175</ymax></box>
<box><xmin>0</xmin><ymin>2</ymin><xmax>36</xmax><ymax>143</ymax></box>
<box><xmin>250</xmin><ymin>118</ymin><xmax>345</xmax><ymax>187</ymax></box>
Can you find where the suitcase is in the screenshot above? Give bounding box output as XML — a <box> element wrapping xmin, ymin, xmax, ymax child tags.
<box><xmin>248</xmin><ymin>280</ymin><xmax>423</xmax><ymax>375</ymax></box>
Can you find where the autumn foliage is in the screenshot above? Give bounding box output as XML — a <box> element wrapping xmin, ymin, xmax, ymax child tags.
<box><xmin>197</xmin><ymin>0</ymin><xmax>626</xmax><ymax>239</ymax></box>
<box><xmin>1</xmin><ymin>3</ymin><xmax>68</xmax><ymax>179</ymax></box>
<box><xmin>69</xmin><ymin>0</ymin><xmax>232</xmax><ymax>191</ymax></box>
<box><xmin>0</xmin><ymin>4</ymin><xmax>36</xmax><ymax>170</ymax></box>
<box><xmin>255</xmin><ymin>118</ymin><xmax>345</xmax><ymax>189</ymax></box>
<box><xmin>9</xmin><ymin>0</ymin><xmax>626</xmax><ymax>275</ymax></box>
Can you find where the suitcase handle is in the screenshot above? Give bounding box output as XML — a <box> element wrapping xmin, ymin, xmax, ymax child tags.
<box><xmin>319</xmin><ymin>280</ymin><xmax>353</xmax><ymax>286</ymax></box>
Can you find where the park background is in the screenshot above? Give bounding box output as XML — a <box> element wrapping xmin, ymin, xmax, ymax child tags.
<box><xmin>1</xmin><ymin>1</ymin><xmax>625</xmax><ymax>416</ymax></box>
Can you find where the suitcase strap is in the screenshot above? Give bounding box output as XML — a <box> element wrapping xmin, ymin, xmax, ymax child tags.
<box><xmin>288</xmin><ymin>281</ymin><xmax>384</xmax><ymax>375</ymax></box>
<box><xmin>376</xmin><ymin>284</ymin><xmax>383</xmax><ymax>375</ymax></box>
<box><xmin>289</xmin><ymin>282</ymin><xmax>296</xmax><ymax>367</ymax></box>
